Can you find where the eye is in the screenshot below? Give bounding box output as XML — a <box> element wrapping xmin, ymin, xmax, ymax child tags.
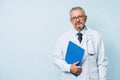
<box><xmin>71</xmin><ymin>17</ymin><xmax>76</xmax><ymax>20</ymax></box>
<box><xmin>78</xmin><ymin>15</ymin><xmax>84</xmax><ymax>19</ymax></box>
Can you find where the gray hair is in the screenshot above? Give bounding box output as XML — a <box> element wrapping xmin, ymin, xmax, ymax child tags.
<box><xmin>70</xmin><ymin>6</ymin><xmax>86</xmax><ymax>16</ymax></box>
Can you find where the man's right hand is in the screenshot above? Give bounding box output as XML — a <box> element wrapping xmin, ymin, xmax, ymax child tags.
<box><xmin>70</xmin><ymin>61</ymin><xmax>82</xmax><ymax>75</ymax></box>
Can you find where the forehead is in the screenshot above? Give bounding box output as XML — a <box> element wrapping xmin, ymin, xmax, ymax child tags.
<box><xmin>70</xmin><ymin>9</ymin><xmax>84</xmax><ymax>17</ymax></box>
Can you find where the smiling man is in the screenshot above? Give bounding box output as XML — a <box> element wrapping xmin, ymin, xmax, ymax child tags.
<box><xmin>53</xmin><ymin>6</ymin><xmax>108</xmax><ymax>80</ymax></box>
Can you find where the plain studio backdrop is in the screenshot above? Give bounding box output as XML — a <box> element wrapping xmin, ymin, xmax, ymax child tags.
<box><xmin>0</xmin><ymin>0</ymin><xmax>120</xmax><ymax>80</ymax></box>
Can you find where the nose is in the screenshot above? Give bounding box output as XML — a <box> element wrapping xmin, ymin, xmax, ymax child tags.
<box><xmin>76</xmin><ymin>17</ymin><xmax>80</xmax><ymax>22</ymax></box>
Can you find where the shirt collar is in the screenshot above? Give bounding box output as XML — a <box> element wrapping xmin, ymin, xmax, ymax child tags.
<box><xmin>71</xmin><ymin>26</ymin><xmax>87</xmax><ymax>37</ymax></box>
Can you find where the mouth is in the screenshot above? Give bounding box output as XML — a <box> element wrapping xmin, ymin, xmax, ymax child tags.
<box><xmin>75</xmin><ymin>22</ymin><xmax>82</xmax><ymax>26</ymax></box>
<box><xmin>75</xmin><ymin>22</ymin><xmax>85</xmax><ymax>30</ymax></box>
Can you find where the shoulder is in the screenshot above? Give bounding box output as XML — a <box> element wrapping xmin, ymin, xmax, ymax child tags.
<box><xmin>58</xmin><ymin>29</ymin><xmax>73</xmax><ymax>41</ymax></box>
<box><xmin>86</xmin><ymin>28</ymin><xmax>103</xmax><ymax>42</ymax></box>
<box><xmin>87</xmin><ymin>28</ymin><xmax>102</xmax><ymax>37</ymax></box>
<box><xmin>55</xmin><ymin>29</ymin><xmax>72</xmax><ymax>47</ymax></box>
<box><xmin>87</xmin><ymin>28</ymin><xmax>99</xmax><ymax>34</ymax></box>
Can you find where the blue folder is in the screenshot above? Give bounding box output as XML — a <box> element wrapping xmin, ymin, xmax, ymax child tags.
<box><xmin>65</xmin><ymin>41</ymin><xmax>85</xmax><ymax>76</ymax></box>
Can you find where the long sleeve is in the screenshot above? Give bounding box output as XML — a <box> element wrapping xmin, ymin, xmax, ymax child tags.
<box><xmin>52</xmin><ymin>38</ymin><xmax>71</xmax><ymax>72</ymax></box>
<box><xmin>52</xmin><ymin>28</ymin><xmax>108</xmax><ymax>80</ymax></box>
<box><xmin>97</xmin><ymin>34</ymin><xmax>108</xmax><ymax>80</ymax></box>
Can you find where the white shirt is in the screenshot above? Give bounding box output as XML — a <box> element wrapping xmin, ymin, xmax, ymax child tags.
<box><xmin>52</xmin><ymin>27</ymin><xmax>108</xmax><ymax>80</ymax></box>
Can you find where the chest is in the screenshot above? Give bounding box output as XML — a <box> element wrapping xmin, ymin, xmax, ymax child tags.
<box><xmin>61</xmin><ymin>35</ymin><xmax>98</xmax><ymax>61</ymax></box>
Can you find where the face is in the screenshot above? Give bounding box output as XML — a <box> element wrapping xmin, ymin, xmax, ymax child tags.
<box><xmin>70</xmin><ymin>9</ymin><xmax>87</xmax><ymax>32</ymax></box>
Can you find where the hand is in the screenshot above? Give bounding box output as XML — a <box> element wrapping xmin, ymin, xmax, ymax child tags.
<box><xmin>70</xmin><ymin>61</ymin><xmax>82</xmax><ymax>75</ymax></box>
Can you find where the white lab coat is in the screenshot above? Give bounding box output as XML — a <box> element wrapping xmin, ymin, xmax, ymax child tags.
<box><xmin>52</xmin><ymin>27</ymin><xmax>108</xmax><ymax>80</ymax></box>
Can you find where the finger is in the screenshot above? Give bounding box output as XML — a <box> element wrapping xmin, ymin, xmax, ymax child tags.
<box><xmin>74</xmin><ymin>61</ymin><xmax>79</xmax><ymax>65</ymax></box>
<box><xmin>76</xmin><ymin>66</ymin><xmax>81</xmax><ymax>69</ymax></box>
<box><xmin>76</xmin><ymin>70</ymin><xmax>80</xmax><ymax>75</ymax></box>
<box><xmin>77</xmin><ymin>72</ymin><xmax>80</xmax><ymax>75</ymax></box>
<box><xmin>76</xmin><ymin>68</ymin><xmax>82</xmax><ymax>75</ymax></box>
<box><xmin>76</xmin><ymin>67</ymin><xmax>82</xmax><ymax>72</ymax></box>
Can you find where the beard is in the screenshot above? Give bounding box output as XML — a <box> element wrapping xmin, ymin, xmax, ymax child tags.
<box><xmin>75</xmin><ymin>22</ymin><xmax>84</xmax><ymax>31</ymax></box>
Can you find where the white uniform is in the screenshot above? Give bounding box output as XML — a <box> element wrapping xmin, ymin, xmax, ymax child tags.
<box><xmin>52</xmin><ymin>27</ymin><xmax>108</xmax><ymax>80</ymax></box>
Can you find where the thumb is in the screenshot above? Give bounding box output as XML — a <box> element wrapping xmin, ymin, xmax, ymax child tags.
<box><xmin>74</xmin><ymin>61</ymin><xmax>79</xmax><ymax>65</ymax></box>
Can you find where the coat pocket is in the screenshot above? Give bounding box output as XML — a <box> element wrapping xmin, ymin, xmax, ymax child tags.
<box><xmin>87</xmin><ymin>38</ymin><xmax>96</xmax><ymax>55</ymax></box>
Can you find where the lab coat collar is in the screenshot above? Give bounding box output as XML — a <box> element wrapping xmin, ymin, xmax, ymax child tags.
<box><xmin>71</xmin><ymin>26</ymin><xmax>87</xmax><ymax>37</ymax></box>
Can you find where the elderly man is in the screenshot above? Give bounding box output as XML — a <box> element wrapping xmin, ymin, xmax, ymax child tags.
<box><xmin>53</xmin><ymin>6</ymin><xmax>108</xmax><ymax>80</ymax></box>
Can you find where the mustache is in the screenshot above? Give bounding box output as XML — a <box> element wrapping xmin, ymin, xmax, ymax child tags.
<box><xmin>75</xmin><ymin>21</ymin><xmax>82</xmax><ymax>25</ymax></box>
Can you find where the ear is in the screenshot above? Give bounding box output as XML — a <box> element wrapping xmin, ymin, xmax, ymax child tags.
<box><xmin>84</xmin><ymin>16</ymin><xmax>87</xmax><ymax>22</ymax></box>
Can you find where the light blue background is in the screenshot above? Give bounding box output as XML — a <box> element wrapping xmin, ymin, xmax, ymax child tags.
<box><xmin>0</xmin><ymin>0</ymin><xmax>120</xmax><ymax>80</ymax></box>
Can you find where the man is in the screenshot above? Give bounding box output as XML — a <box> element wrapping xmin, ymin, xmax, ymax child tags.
<box><xmin>52</xmin><ymin>6</ymin><xmax>108</xmax><ymax>80</ymax></box>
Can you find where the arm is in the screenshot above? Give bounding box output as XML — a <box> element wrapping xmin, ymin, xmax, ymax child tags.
<box><xmin>52</xmin><ymin>39</ymin><xmax>71</xmax><ymax>72</ymax></box>
<box><xmin>97</xmin><ymin>34</ymin><xmax>108</xmax><ymax>80</ymax></box>
<box><xmin>52</xmin><ymin>38</ymin><xmax>82</xmax><ymax>74</ymax></box>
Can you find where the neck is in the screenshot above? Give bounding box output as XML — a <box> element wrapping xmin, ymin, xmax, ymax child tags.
<box><xmin>76</xmin><ymin>26</ymin><xmax>85</xmax><ymax>32</ymax></box>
